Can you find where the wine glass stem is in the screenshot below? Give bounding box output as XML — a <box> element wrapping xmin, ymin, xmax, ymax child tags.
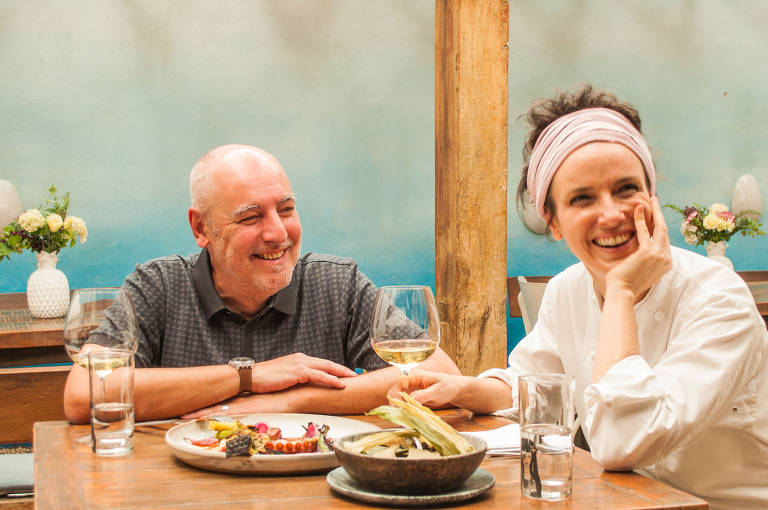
<box><xmin>400</xmin><ymin>368</ymin><xmax>410</xmax><ymax>393</ymax></box>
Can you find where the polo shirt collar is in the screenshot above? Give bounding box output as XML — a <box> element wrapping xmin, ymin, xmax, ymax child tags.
<box><xmin>273</xmin><ymin>265</ymin><xmax>298</xmax><ymax>315</ymax></box>
<box><xmin>191</xmin><ymin>248</ymin><xmax>298</xmax><ymax>319</ymax></box>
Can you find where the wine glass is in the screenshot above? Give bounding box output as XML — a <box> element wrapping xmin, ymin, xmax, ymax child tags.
<box><xmin>370</xmin><ymin>285</ymin><xmax>441</xmax><ymax>376</ymax></box>
<box><xmin>63</xmin><ymin>288</ymin><xmax>137</xmax><ymax>443</ymax></box>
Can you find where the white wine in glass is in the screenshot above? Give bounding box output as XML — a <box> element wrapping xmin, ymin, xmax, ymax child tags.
<box><xmin>370</xmin><ymin>285</ymin><xmax>440</xmax><ymax>376</ymax></box>
<box><xmin>63</xmin><ymin>288</ymin><xmax>137</xmax><ymax>444</ymax></box>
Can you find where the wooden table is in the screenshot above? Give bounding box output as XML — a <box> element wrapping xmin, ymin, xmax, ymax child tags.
<box><xmin>34</xmin><ymin>410</ymin><xmax>708</xmax><ymax>509</ymax></box>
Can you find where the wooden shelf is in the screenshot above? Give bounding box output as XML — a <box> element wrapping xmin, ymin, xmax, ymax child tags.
<box><xmin>0</xmin><ymin>293</ymin><xmax>66</xmax><ymax>350</ymax></box>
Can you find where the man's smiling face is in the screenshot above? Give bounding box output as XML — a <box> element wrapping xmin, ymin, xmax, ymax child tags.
<box><xmin>197</xmin><ymin>148</ymin><xmax>302</xmax><ymax>303</ymax></box>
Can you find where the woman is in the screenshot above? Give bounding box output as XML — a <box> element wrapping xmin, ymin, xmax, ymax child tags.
<box><xmin>400</xmin><ymin>85</ymin><xmax>768</xmax><ymax>509</ymax></box>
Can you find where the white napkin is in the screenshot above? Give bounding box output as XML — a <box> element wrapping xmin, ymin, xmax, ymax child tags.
<box><xmin>0</xmin><ymin>453</ymin><xmax>33</xmax><ymax>495</ymax></box>
<box><xmin>463</xmin><ymin>424</ymin><xmax>520</xmax><ymax>456</ymax></box>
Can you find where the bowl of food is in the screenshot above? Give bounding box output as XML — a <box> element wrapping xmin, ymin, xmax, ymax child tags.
<box><xmin>332</xmin><ymin>394</ymin><xmax>487</xmax><ymax>495</ymax></box>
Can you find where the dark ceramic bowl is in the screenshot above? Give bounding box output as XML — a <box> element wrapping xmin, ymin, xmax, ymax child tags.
<box><xmin>333</xmin><ymin>429</ymin><xmax>487</xmax><ymax>495</ymax></box>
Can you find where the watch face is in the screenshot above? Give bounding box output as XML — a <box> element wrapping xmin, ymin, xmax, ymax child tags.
<box><xmin>230</xmin><ymin>357</ymin><xmax>253</xmax><ymax>368</ymax></box>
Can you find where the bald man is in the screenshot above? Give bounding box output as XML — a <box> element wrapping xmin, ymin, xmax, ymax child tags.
<box><xmin>63</xmin><ymin>145</ymin><xmax>459</xmax><ymax>423</ymax></box>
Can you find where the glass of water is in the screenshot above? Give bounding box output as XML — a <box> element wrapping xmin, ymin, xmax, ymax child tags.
<box><xmin>88</xmin><ymin>348</ymin><xmax>135</xmax><ymax>456</ymax></box>
<box><xmin>518</xmin><ymin>373</ymin><xmax>575</xmax><ymax>500</ymax></box>
<box><xmin>64</xmin><ymin>288</ymin><xmax>137</xmax><ymax>444</ymax></box>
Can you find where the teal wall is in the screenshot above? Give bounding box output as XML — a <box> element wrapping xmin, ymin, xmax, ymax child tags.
<box><xmin>2</xmin><ymin>2</ymin><xmax>767</xmax><ymax>353</ymax></box>
<box><xmin>506</xmin><ymin>1</ymin><xmax>768</xmax><ymax>348</ymax></box>
<box><xmin>0</xmin><ymin>1</ymin><xmax>436</xmax><ymax>293</ymax></box>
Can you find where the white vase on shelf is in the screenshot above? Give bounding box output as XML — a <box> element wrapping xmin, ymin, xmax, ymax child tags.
<box><xmin>731</xmin><ymin>174</ymin><xmax>763</xmax><ymax>221</ymax></box>
<box><xmin>26</xmin><ymin>251</ymin><xmax>70</xmax><ymax>318</ymax></box>
<box><xmin>704</xmin><ymin>241</ymin><xmax>734</xmax><ymax>271</ymax></box>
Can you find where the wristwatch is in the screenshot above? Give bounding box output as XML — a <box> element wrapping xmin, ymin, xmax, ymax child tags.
<box><xmin>228</xmin><ymin>357</ymin><xmax>254</xmax><ymax>395</ymax></box>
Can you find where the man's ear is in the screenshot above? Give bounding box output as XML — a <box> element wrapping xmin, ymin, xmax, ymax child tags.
<box><xmin>188</xmin><ymin>208</ymin><xmax>210</xmax><ymax>248</ymax></box>
<box><xmin>545</xmin><ymin>209</ymin><xmax>563</xmax><ymax>241</ymax></box>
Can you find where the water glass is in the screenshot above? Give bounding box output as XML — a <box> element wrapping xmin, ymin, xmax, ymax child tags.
<box><xmin>518</xmin><ymin>373</ymin><xmax>575</xmax><ymax>500</ymax></box>
<box><xmin>89</xmin><ymin>349</ymin><xmax>135</xmax><ymax>457</ymax></box>
<box><xmin>65</xmin><ymin>287</ymin><xmax>138</xmax><ymax>445</ymax></box>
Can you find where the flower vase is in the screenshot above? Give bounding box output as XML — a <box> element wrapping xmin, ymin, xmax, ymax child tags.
<box><xmin>704</xmin><ymin>241</ymin><xmax>734</xmax><ymax>271</ymax></box>
<box><xmin>27</xmin><ymin>252</ymin><xmax>70</xmax><ymax>318</ymax></box>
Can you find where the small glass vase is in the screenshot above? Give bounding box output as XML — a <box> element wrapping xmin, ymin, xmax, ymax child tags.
<box><xmin>704</xmin><ymin>241</ymin><xmax>734</xmax><ymax>271</ymax></box>
<box><xmin>27</xmin><ymin>251</ymin><xmax>70</xmax><ymax>318</ymax></box>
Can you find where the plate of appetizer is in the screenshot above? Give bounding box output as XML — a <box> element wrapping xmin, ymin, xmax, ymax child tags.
<box><xmin>165</xmin><ymin>413</ymin><xmax>380</xmax><ymax>474</ymax></box>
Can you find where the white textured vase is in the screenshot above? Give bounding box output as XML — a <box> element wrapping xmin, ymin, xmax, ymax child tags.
<box><xmin>27</xmin><ymin>252</ymin><xmax>70</xmax><ymax>318</ymax></box>
<box><xmin>704</xmin><ymin>241</ymin><xmax>734</xmax><ymax>271</ymax></box>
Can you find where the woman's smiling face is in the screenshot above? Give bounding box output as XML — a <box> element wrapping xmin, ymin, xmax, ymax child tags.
<box><xmin>547</xmin><ymin>141</ymin><xmax>651</xmax><ymax>281</ymax></box>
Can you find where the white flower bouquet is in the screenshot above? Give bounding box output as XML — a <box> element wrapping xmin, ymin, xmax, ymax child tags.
<box><xmin>0</xmin><ymin>186</ymin><xmax>87</xmax><ymax>261</ymax></box>
<box><xmin>666</xmin><ymin>202</ymin><xmax>764</xmax><ymax>246</ymax></box>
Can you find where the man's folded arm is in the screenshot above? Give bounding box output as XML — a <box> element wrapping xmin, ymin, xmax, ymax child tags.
<box><xmin>65</xmin><ymin>348</ymin><xmax>461</xmax><ymax>423</ymax></box>
<box><xmin>182</xmin><ymin>347</ymin><xmax>461</xmax><ymax>418</ymax></box>
<box><xmin>63</xmin><ymin>364</ymin><xmax>240</xmax><ymax>424</ymax></box>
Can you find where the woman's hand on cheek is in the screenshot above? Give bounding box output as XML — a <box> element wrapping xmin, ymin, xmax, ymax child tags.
<box><xmin>634</xmin><ymin>192</ymin><xmax>654</xmax><ymax>236</ymax></box>
<box><xmin>606</xmin><ymin>196</ymin><xmax>672</xmax><ymax>300</ymax></box>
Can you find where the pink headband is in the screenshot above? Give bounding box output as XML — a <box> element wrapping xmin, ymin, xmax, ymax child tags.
<box><xmin>527</xmin><ymin>107</ymin><xmax>656</xmax><ymax>220</ymax></box>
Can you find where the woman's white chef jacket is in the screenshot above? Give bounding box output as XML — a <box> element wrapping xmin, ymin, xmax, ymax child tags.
<box><xmin>481</xmin><ymin>246</ymin><xmax>768</xmax><ymax>509</ymax></box>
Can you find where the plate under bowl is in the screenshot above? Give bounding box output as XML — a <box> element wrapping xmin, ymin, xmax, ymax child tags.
<box><xmin>327</xmin><ymin>466</ymin><xmax>495</xmax><ymax>506</ymax></box>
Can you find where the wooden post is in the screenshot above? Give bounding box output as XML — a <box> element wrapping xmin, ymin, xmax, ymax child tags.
<box><xmin>435</xmin><ymin>0</ymin><xmax>508</xmax><ymax>375</ymax></box>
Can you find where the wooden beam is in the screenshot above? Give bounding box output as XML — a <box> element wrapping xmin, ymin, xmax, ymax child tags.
<box><xmin>435</xmin><ymin>0</ymin><xmax>508</xmax><ymax>375</ymax></box>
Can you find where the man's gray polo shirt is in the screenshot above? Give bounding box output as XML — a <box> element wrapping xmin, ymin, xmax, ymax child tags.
<box><xmin>115</xmin><ymin>249</ymin><xmax>387</xmax><ymax>371</ymax></box>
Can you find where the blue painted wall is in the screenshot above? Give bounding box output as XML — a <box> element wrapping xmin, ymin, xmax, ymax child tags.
<box><xmin>0</xmin><ymin>1</ymin><xmax>435</xmax><ymax>295</ymax></box>
<box><xmin>505</xmin><ymin>1</ymin><xmax>768</xmax><ymax>350</ymax></box>
<box><xmin>2</xmin><ymin>2</ymin><xmax>766</xmax><ymax>355</ymax></box>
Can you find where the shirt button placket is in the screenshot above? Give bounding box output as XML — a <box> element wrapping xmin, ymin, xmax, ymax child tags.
<box><xmin>242</xmin><ymin>316</ymin><xmax>255</xmax><ymax>360</ymax></box>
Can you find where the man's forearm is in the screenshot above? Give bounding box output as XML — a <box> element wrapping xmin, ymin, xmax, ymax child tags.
<box><xmin>290</xmin><ymin>347</ymin><xmax>463</xmax><ymax>413</ymax></box>
<box><xmin>282</xmin><ymin>366</ymin><xmax>402</xmax><ymax>414</ymax></box>
<box><xmin>133</xmin><ymin>365</ymin><xmax>240</xmax><ymax>419</ymax></box>
<box><xmin>179</xmin><ymin>366</ymin><xmax>401</xmax><ymax>418</ymax></box>
<box><xmin>182</xmin><ymin>348</ymin><xmax>463</xmax><ymax>418</ymax></box>
<box><xmin>64</xmin><ymin>364</ymin><xmax>240</xmax><ymax>423</ymax></box>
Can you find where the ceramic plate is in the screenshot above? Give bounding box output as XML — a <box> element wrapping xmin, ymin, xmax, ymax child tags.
<box><xmin>327</xmin><ymin>467</ymin><xmax>495</xmax><ymax>506</ymax></box>
<box><xmin>165</xmin><ymin>413</ymin><xmax>379</xmax><ymax>474</ymax></box>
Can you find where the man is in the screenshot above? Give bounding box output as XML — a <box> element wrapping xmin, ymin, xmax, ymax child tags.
<box><xmin>63</xmin><ymin>144</ymin><xmax>459</xmax><ymax>423</ymax></box>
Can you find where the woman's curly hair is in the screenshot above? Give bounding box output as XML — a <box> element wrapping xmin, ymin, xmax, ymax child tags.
<box><xmin>517</xmin><ymin>85</ymin><xmax>644</xmax><ymax>229</ymax></box>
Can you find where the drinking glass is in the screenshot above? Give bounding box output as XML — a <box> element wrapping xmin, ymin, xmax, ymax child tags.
<box><xmin>89</xmin><ymin>348</ymin><xmax>134</xmax><ymax>456</ymax></box>
<box><xmin>370</xmin><ymin>285</ymin><xmax>440</xmax><ymax>376</ymax></box>
<box><xmin>63</xmin><ymin>288</ymin><xmax>137</xmax><ymax>444</ymax></box>
<box><xmin>518</xmin><ymin>374</ymin><xmax>576</xmax><ymax>501</ymax></box>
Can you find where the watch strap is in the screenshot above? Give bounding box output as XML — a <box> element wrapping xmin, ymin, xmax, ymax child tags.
<box><xmin>237</xmin><ymin>364</ymin><xmax>251</xmax><ymax>395</ymax></box>
<box><xmin>229</xmin><ymin>357</ymin><xmax>253</xmax><ymax>395</ymax></box>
